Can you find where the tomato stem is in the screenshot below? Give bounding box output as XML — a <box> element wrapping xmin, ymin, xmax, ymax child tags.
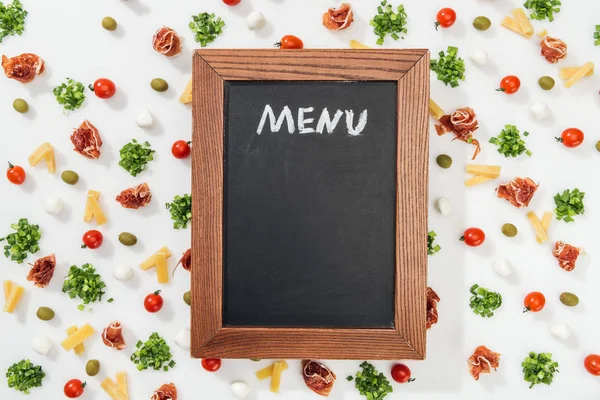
<box><xmin>82</xmin><ymin>382</ymin><xmax>87</xmax><ymax>388</ymax></box>
<box><xmin>459</xmin><ymin>236</ymin><xmax>465</xmax><ymax>242</ymax></box>
<box><xmin>408</xmin><ymin>377</ymin><xmax>416</xmax><ymax>383</ymax></box>
<box><xmin>88</xmin><ymin>84</ymin><xmax>95</xmax><ymax>92</ymax></box>
<box><xmin>153</xmin><ymin>290</ymin><xmax>162</xmax><ymax>295</ymax></box>
<box><xmin>7</xmin><ymin>161</ymin><xmax>14</xmax><ymax>169</ymax></box>
<box><xmin>434</xmin><ymin>21</ymin><xmax>440</xmax><ymax>31</ymax></box>
<box><xmin>495</xmin><ymin>88</ymin><xmax>506</xmax><ymax>92</ymax></box>
<box><xmin>187</xmin><ymin>141</ymin><xmax>191</xmax><ymax>145</ymax></box>
<box><xmin>81</xmin><ymin>244</ymin><xmax>87</xmax><ymax>249</ymax></box>
<box><xmin>555</xmin><ymin>137</ymin><xmax>563</xmax><ymax>143</ymax></box>
<box><xmin>523</xmin><ymin>306</ymin><xmax>530</xmax><ymax>313</ymax></box>
<box><xmin>274</xmin><ymin>42</ymin><xmax>282</xmax><ymax>48</ymax></box>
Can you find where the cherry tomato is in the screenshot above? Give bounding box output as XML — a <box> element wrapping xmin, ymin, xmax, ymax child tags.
<box><xmin>435</xmin><ymin>8</ymin><xmax>456</xmax><ymax>30</ymax></box>
<box><xmin>172</xmin><ymin>140</ymin><xmax>191</xmax><ymax>159</ymax></box>
<box><xmin>202</xmin><ymin>358</ymin><xmax>222</xmax><ymax>372</ymax></box>
<box><xmin>81</xmin><ymin>230</ymin><xmax>103</xmax><ymax>249</ymax></box>
<box><xmin>496</xmin><ymin>75</ymin><xmax>521</xmax><ymax>94</ymax></box>
<box><xmin>275</xmin><ymin>35</ymin><xmax>303</xmax><ymax>49</ymax></box>
<box><xmin>6</xmin><ymin>162</ymin><xmax>25</xmax><ymax>185</ymax></box>
<box><xmin>556</xmin><ymin>128</ymin><xmax>584</xmax><ymax>148</ymax></box>
<box><xmin>222</xmin><ymin>0</ymin><xmax>241</xmax><ymax>4</ymax></box>
<box><xmin>523</xmin><ymin>292</ymin><xmax>545</xmax><ymax>313</ymax></box>
<box><xmin>460</xmin><ymin>228</ymin><xmax>485</xmax><ymax>247</ymax></box>
<box><xmin>144</xmin><ymin>290</ymin><xmax>164</xmax><ymax>313</ymax></box>
<box><xmin>584</xmin><ymin>354</ymin><xmax>600</xmax><ymax>376</ymax></box>
<box><xmin>91</xmin><ymin>78</ymin><xmax>116</xmax><ymax>99</ymax></box>
<box><xmin>391</xmin><ymin>363</ymin><xmax>415</xmax><ymax>383</ymax></box>
<box><xmin>64</xmin><ymin>379</ymin><xmax>85</xmax><ymax>398</ymax></box>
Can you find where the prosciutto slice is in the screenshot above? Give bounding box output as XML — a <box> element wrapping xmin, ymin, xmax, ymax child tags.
<box><xmin>426</xmin><ymin>287</ymin><xmax>440</xmax><ymax>329</ymax></box>
<box><xmin>302</xmin><ymin>360</ymin><xmax>336</xmax><ymax>397</ymax></box>
<box><xmin>541</xmin><ymin>36</ymin><xmax>567</xmax><ymax>64</ymax></box>
<box><xmin>27</xmin><ymin>254</ymin><xmax>56</xmax><ymax>288</ymax></box>
<box><xmin>322</xmin><ymin>3</ymin><xmax>354</xmax><ymax>31</ymax></box>
<box><xmin>151</xmin><ymin>383</ymin><xmax>177</xmax><ymax>400</ymax></box>
<box><xmin>175</xmin><ymin>248</ymin><xmax>191</xmax><ymax>273</ymax></box>
<box><xmin>553</xmin><ymin>241</ymin><xmax>580</xmax><ymax>272</ymax></box>
<box><xmin>435</xmin><ymin>107</ymin><xmax>481</xmax><ymax>160</ymax></box>
<box><xmin>115</xmin><ymin>183</ymin><xmax>152</xmax><ymax>209</ymax></box>
<box><xmin>101</xmin><ymin>321</ymin><xmax>126</xmax><ymax>350</ymax></box>
<box><xmin>70</xmin><ymin>120</ymin><xmax>103</xmax><ymax>159</ymax></box>
<box><xmin>2</xmin><ymin>53</ymin><xmax>44</xmax><ymax>83</ymax></box>
<box><xmin>468</xmin><ymin>345</ymin><xmax>501</xmax><ymax>380</ymax></box>
<box><xmin>497</xmin><ymin>177</ymin><xmax>538</xmax><ymax>208</ymax></box>
<box><xmin>152</xmin><ymin>27</ymin><xmax>182</xmax><ymax>58</ymax></box>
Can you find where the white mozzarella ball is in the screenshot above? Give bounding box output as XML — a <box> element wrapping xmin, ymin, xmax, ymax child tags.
<box><xmin>231</xmin><ymin>381</ymin><xmax>251</xmax><ymax>399</ymax></box>
<box><xmin>494</xmin><ymin>259</ymin><xmax>512</xmax><ymax>277</ymax></box>
<box><xmin>32</xmin><ymin>337</ymin><xmax>53</xmax><ymax>355</ymax></box>
<box><xmin>435</xmin><ymin>197</ymin><xmax>452</xmax><ymax>216</ymax></box>
<box><xmin>470</xmin><ymin>50</ymin><xmax>488</xmax><ymax>66</ymax></box>
<box><xmin>113</xmin><ymin>264</ymin><xmax>133</xmax><ymax>281</ymax></box>
<box><xmin>530</xmin><ymin>101</ymin><xmax>549</xmax><ymax>120</ymax></box>
<box><xmin>174</xmin><ymin>328</ymin><xmax>190</xmax><ymax>350</ymax></box>
<box><xmin>247</xmin><ymin>12</ymin><xmax>266</xmax><ymax>30</ymax></box>
<box><xmin>550</xmin><ymin>323</ymin><xmax>571</xmax><ymax>341</ymax></box>
<box><xmin>136</xmin><ymin>109</ymin><xmax>154</xmax><ymax>128</ymax></box>
<box><xmin>44</xmin><ymin>197</ymin><xmax>64</xmax><ymax>215</ymax></box>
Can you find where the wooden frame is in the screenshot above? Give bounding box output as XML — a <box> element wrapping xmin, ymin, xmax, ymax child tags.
<box><xmin>191</xmin><ymin>49</ymin><xmax>430</xmax><ymax>360</ymax></box>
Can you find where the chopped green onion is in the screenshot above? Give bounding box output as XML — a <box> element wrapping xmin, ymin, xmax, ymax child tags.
<box><xmin>430</xmin><ymin>46</ymin><xmax>465</xmax><ymax>87</ymax></box>
<box><xmin>370</xmin><ymin>1</ymin><xmax>408</xmax><ymax>46</ymax></box>
<box><xmin>489</xmin><ymin>124</ymin><xmax>532</xmax><ymax>158</ymax></box>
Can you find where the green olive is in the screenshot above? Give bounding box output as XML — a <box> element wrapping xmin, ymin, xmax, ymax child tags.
<box><xmin>150</xmin><ymin>78</ymin><xmax>169</xmax><ymax>92</ymax></box>
<box><xmin>501</xmin><ymin>223</ymin><xmax>518</xmax><ymax>237</ymax></box>
<box><xmin>183</xmin><ymin>290</ymin><xmax>191</xmax><ymax>306</ymax></box>
<box><xmin>102</xmin><ymin>17</ymin><xmax>117</xmax><ymax>31</ymax></box>
<box><xmin>61</xmin><ymin>170</ymin><xmax>79</xmax><ymax>185</ymax></box>
<box><xmin>86</xmin><ymin>359</ymin><xmax>101</xmax><ymax>376</ymax></box>
<box><xmin>559</xmin><ymin>292</ymin><xmax>579</xmax><ymax>307</ymax></box>
<box><xmin>36</xmin><ymin>307</ymin><xmax>55</xmax><ymax>321</ymax></box>
<box><xmin>436</xmin><ymin>154</ymin><xmax>452</xmax><ymax>169</ymax></box>
<box><xmin>250</xmin><ymin>358</ymin><xmax>261</xmax><ymax>362</ymax></box>
<box><xmin>595</xmin><ymin>140</ymin><xmax>600</xmax><ymax>152</ymax></box>
<box><xmin>118</xmin><ymin>232</ymin><xmax>138</xmax><ymax>246</ymax></box>
<box><xmin>538</xmin><ymin>76</ymin><xmax>555</xmax><ymax>91</ymax></box>
<box><xmin>473</xmin><ymin>16</ymin><xmax>491</xmax><ymax>31</ymax></box>
<box><xmin>13</xmin><ymin>98</ymin><xmax>29</xmax><ymax>113</ymax></box>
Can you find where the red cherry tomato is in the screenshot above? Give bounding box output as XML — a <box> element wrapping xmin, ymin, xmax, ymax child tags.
<box><xmin>144</xmin><ymin>290</ymin><xmax>164</xmax><ymax>313</ymax></box>
<box><xmin>81</xmin><ymin>230</ymin><xmax>103</xmax><ymax>249</ymax></box>
<box><xmin>275</xmin><ymin>35</ymin><xmax>303</xmax><ymax>49</ymax></box>
<box><xmin>202</xmin><ymin>358</ymin><xmax>222</xmax><ymax>372</ymax></box>
<box><xmin>435</xmin><ymin>8</ymin><xmax>456</xmax><ymax>30</ymax></box>
<box><xmin>64</xmin><ymin>379</ymin><xmax>86</xmax><ymax>398</ymax></box>
<box><xmin>222</xmin><ymin>0</ymin><xmax>241</xmax><ymax>4</ymax></box>
<box><xmin>557</xmin><ymin>128</ymin><xmax>584</xmax><ymax>148</ymax></box>
<box><xmin>523</xmin><ymin>292</ymin><xmax>545</xmax><ymax>313</ymax></box>
<box><xmin>6</xmin><ymin>162</ymin><xmax>26</xmax><ymax>185</ymax></box>
<box><xmin>460</xmin><ymin>228</ymin><xmax>485</xmax><ymax>247</ymax></box>
<box><xmin>391</xmin><ymin>363</ymin><xmax>415</xmax><ymax>383</ymax></box>
<box><xmin>584</xmin><ymin>354</ymin><xmax>600</xmax><ymax>376</ymax></box>
<box><xmin>496</xmin><ymin>75</ymin><xmax>521</xmax><ymax>94</ymax></box>
<box><xmin>91</xmin><ymin>78</ymin><xmax>116</xmax><ymax>99</ymax></box>
<box><xmin>172</xmin><ymin>140</ymin><xmax>191</xmax><ymax>159</ymax></box>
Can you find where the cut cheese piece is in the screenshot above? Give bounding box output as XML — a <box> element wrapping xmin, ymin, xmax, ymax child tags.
<box><xmin>84</xmin><ymin>190</ymin><xmax>107</xmax><ymax>225</ymax></box>
<box><xmin>465</xmin><ymin>175</ymin><xmax>495</xmax><ymax>187</ymax></box>
<box><xmin>61</xmin><ymin>323</ymin><xmax>94</xmax><ymax>351</ymax></box>
<box><xmin>45</xmin><ymin>149</ymin><xmax>56</xmax><ymax>174</ymax></box>
<box><xmin>179</xmin><ymin>77</ymin><xmax>193</xmax><ymax>105</ymax></box>
<box><xmin>565</xmin><ymin>62</ymin><xmax>594</xmax><ymax>88</ymax></box>
<box><xmin>4</xmin><ymin>280</ymin><xmax>14</xmax><ymax>302</ymax></box>
<box><xmin>527</xmin><ymin>211</ymin><xmax>548</xmax><ymax>243</ymax></box>
<box><xmin>270</xmin><ymin>361</ymin><xmax>285</xmax><ymax>393</ymax></box>
<box><xmin>3</xmin><ymin>282</ymin><xmax>24</xmax><ymax>313</ymax></box>
<box><xmin>140</xmin><ymin>247</ymin><xmax>172</xmax><ymax>270</ymax></box>
<box><xmin>66</xmin><ymin>326</ymin><xmax>85</xmax><ymax>355</ymax></box>
<box><xmin>429</xmin><ymin>99</ymin><xmax>444</xmax><ymax>120</ymax></box>
<box><xmin>538</xmin><ymin>29</ymin><xmax>548</xmax><ymax>38</ymax></box>
<box><xmin>101</xmin><ymin>377</ymin><xmax>128</xmax><ymax>400</ymax></box>
<box><xmin>466</xmin><ymin>164</ymin><xmax>501</xmax><ymax>178</ymax></box>
<box><xmin>512</xmin><ymin>8</ymin><xmax>533</xmax><ymax>35</ymax></box>
<box><xmin>256</xmin><ymin>360</ymin><xmax>289</xmax><ymax>380</ymax></box>
<box><xmin>155</xmin><ymin>256</ymin><xmax>169</xmax><ymax>284</ymax></box>
<box><xmin>350</xmin><ymin>39</ymin><xmax>371</xmax><ymax>49</ymax></box>
<box><xmin>501</xmin><ymin>16</ymin><xmax>533</xmax><ymax>38</ymax></box>
<box><xmin>116</xmin><ymin>371</ymin><xmax>129</xmax><ymax>400</ymax></box>
<box><xmin>536</xmin><ymin>211</ymin><xmax>553</xmax><ymax>244</ymax></box>
<box><xmin>560</xmin><ymin>66</ymin><xmax>594</xmax><ymax>79</ymax></box>
<box><xmin>28</xmin><ymin>143</ymin><xmax>53</xmax><ymax>167</ymax></box>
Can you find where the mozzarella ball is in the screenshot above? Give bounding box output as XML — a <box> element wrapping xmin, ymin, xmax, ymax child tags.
<box><xmin>435</xmin><ymin>197</ymin><xmax>451</xmax><ymax>216</ymax></box>
<box><xmin>231</xmin><ymin>381</ymin><xmax>251</xmax><ymax>399</ymax></box>
<box><xmin>530</xmin><ymin>101</ymin><xmax>549</xmax><ymax>120</ymax></box>
<box><xmin>470</xmin><ymin>50</ymin><xmax>488</xmax><ymax>66</ymax></box>
<box><xmin>113</xmin><ymin>264</ymin><xmax>133</xmax><ymax>281</ymax></box>
<box><xmin>44</xmin><ymin>197</ymin><xmax>64</xmax><ymax>215</ymax></box>
<box><xmin>494</xmin><ymin>259</ymin><xmax>512</xmax><ymax>277</ymax></box>
<box><xmin>550</xmin><ymin>323</ymin><xmax>571</xmax><ymax>341</ymax></box>
<box><xmin>136</xmin><ymin>109</ymin><xmax>154</xmax><ymax>128</ymax></box>
<box><xmin>32</xmin><ymin>337</ymin><xmax>53</xmax><ymax>355</ymax></box>
<box><xmin>247</xmin><ymin>12</ymin><xmax>266</xmax><ymax>30</ymax></box>
<box><xmin>174</xmin><ymin>328</ymin><xmax>190</xmax><ymax>350</ymax></box>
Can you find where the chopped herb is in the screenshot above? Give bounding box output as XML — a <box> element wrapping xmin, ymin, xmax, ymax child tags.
<box><xmin>166</xmin><ymin>194</ymin><xmax>192</xmax><ymax>229</ymax></box>
<box><xmin>427</xmin><ymin>231</ymin><xmax>441</xmax><ymax>255</ymax></box>
<box><xmin>0</xmin><ymin>0</ymin><xmax>27</xmax><ymax>43</ymax></box>
<box><xmin>349</xmin><ymin>361</ymin><xmax>393</xmax><ymax>399</ymax></box>
<box><xmin>107</xmin><ymin>298</ymin><xmax>114</xmax><ymax>303</ymax></box>
<box><xmin>523</xmin><ymin>0</ymin><xmax>561</xmax><ymax>22</ymax></box>
<box><xmin>346</xmin><ymin>375</ymin><xmax>354</xmax><ymax>381</ymax></box>
<box><xmin>62</xmin><ymin>263</ymin><xmax>107</xmax><ymax>309</ymax></box>
<box><xmin>118</xmin><ymin>139</ymin><xmax>155</xmax><ymax>177</ymax></box>
<box><xmin>469</xmin><ymin>284</ymin><xmax>502</xmax><ymax>318</ymax></box>
<box><xmin>370</xmin><ymin>1</ymin><xmax>408</xmax><ymax>46</ymax></box>
<box><xmin>53</xmin><ymin>78</ymin><xmax>86</xmax><ymax>111</ymax></box>
<box><xmin>6</xmin><ymin>359</ymin><xmax>45</xmax><ymax>394</ymax></box>
<box><xmin>595</xmin><ymin>25</ymin><xmax>600</xmax><ymax>46</ymax></box>
<box><xmin>130</xmin><ymin>332</ymin><xmax>175</xmax><ymax>371</ymax></box>
<box><xmin>189</xmin><ymin>12</ymin><xmax>225</xmax><ymax>47</ymax></box>
<box><xmin>430</xmin><ymin>46</ymin><xmax>465</xmax><ymax>88</ymax></box>
<box><xmin>0</xmin><ymin>218</ymin><xmax>41</xmax><ymax>264</ymax></box>
<box><xmin>489</xmin><ymin>124</ymin><xmax>532</xmax><ymax>157</ymax></box>
<box><xmin>522</xmin><ymin>352</ymin><xmax>559</xmax><ymax>388</ymax></box>
<box><xmin>553</xmin><ymin>188</ymin><xmax>585</xmax><ymax>223</ymax></box>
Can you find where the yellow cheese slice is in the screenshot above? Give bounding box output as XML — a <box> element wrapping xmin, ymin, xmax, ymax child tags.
<box><xmin>84</xmin><ymin>190</ymin><xmax>107</xmax><ymax>225</ymax></box>
<box><xmin>256</xmin><ymin>361</ymin><xmax>289</xmax><ymax>380</ymax></box>
<box><xmin>536</xmin><ymin>212</ymin><xmax>553</xmax><ymax>244</ymax></box>
<box><xmin>501</xmin><ymin>16</ymin><xmax>533</xmax><ymax>38</ymax></box>
<box><xmin>179</xmin><ymin>77</ymin><xmax>193</xmax><ymax>105</ymax></box>
<box><xmin>66</xmin><ymin>326</ymin><xmax>85</xmax><ymax>355</ymax></box>
<box><xmin>28</xmin><ymin>143</ymin><xmax>52</xmax><ymax>167</ymax></box>
<box><xmin>465</xmin><ymin>175</ymin><xmax>495</xmax><ymax>187</ymax></box>
<box><xmin>527</xmin><ymin>211</ymin><xmax>548</xmax><ymax>243</ymax></box>
<box><xmin>270</xmin><ymin>361</ymin><xmax>285</xmax><ymax>393</ymax></box>
<box><xmin>156</xmin><ymin>256</ymin><xmax>169</xmax><ymax>284</ymax></box>
<box><xmin>466</xmin><ymin>164</ymin><xmax>501</xmax><ymax>178</ymax></box>
<box><xmin>101</xmin><ymin>378</ymin><xmax>128</xmax><ymax>400</ymax></box>
<box><xmin>565</xmin><ymin>62</ymin><xmax>595</xmax><ymax>88</ymax></box>
<box><xmin>4</xmin><ymin>280</ymin><xmax>14</xmax><ymax>302</ymax></box>
<box><xmin>350</xmin><ymin>39</ymin><xmax>371</xmax><ymax>49</ymax></box>
<box><xmin>61</xmin><ymin>323</ymin><xmax>94</xmax><ymax>351</ymax></box>
<box><xmin>83</xmin><ymin>191</ymin><xmax>99</xmax><ymax>221</ymax></box>
<box><xmin>140</xmin><ymin>247</ymin><xmax>172</xmax><ymax>270</ymax></box>
<box><xmin>538</xmin><ymin>29</ymin><xmax>548</xmax><ymax>38</ymax></box>
<box><xmin>429</xmin><ymin>99</ymin><xmax>444</xmax><ymax>120</ymax></box>
<box><xmin>3</xmin><ymin>283</ymin><xmax>24</xmax><ymax>313</ymax></box>
<box><xmin>512</xmin><ymin>8</ymin><xmax>533</xmax><ymax>35</ymax></box>
<box><xmin>45</xmin><ymin>149</ymin><xmax>56</xmax><ymax>174</ymax></box>
<box><xmin>116</xmin><ymin>371</ymin><xmax>129</xmax><ymax>400</ymax></box>
<box><xmin>561</xmin><ymin>65</ymin><xmax>595</xmax><ymax>80</ymax></box>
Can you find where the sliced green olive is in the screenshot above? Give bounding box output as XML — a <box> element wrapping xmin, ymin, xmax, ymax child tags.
<box><xmin>183</xmin><ymin>290</ymin><xmax>191</xmax><ymax>306</ymax></box>
<box><xmin>36</xmin><ymin>307</ymin><xmax>55</xmax><ymax>321</ymax></box>
<box><xmin>473</xmin><ymin>16</ymin><xmax>491</xmax><ymax>31</ymax></box>
<box><xmin>13</xmin><ymin>98</ymin><xmax>29</xmax><ymax>113</ymax></box>
<box><xmin>61</xmin><ymin>170</ymin><xmax>79</xmax><ymax>185</ymax></box>
<box><xmin>102</xmin><ymin>17</ymin><xmax>117</xmax><ymax>31</ymax></box>
<box><xmin>559</xmin><ymin>292</ymin><xmax>579</xmax><ymax>307</ymax></box>
<box><xmin>118</xmin><ymin>232</ymin><xmax>137</xmax><ymax>246</ymax></box>
<box><xmin>436</xmin><ymin>154</ymin><xmax>452</xmax><ymax>169</ymax></box>
<box><xmin>501</xmin><ymin>223</ymin><xmax>518</xmax><ymax>237</ymax></box>
<box><xmin>538</xmin><ymin>76</ymin><xmax>555</xmax><ymax>91</ymax></box>
<box><xmin>151</xmin><ymin>78</ymin><xmax>169</xmax><ymax>92</ymax></box>
<box><xmin>86</xmin><ymin>359</ymin><xmax>100</xmax><ymax>376</ymax></box>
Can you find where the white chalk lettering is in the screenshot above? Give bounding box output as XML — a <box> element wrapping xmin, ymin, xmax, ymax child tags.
<box><xmin>256</xmin><ymin>105</ymin><xmax>295</xmax><ymax>135</ymax></box>
<box><xmin>316</xmin><ymin>108</ymin><xmax>343</xmax><ymax>134</ymax></box>
<box><xmin>298</xmin><ymin>107</ymin><xmax>315</xmax><ymax>134</ymax></box>
<box><xmin>345</xmin><ymin>109</ymin><xmax>368</xmax><ymax>136</ymax></box>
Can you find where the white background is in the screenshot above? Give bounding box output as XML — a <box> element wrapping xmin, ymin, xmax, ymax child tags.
<box><xmin>1</xmin><ymin>0</ymin><xmax>600</xmax><ymax>399</ymax></box>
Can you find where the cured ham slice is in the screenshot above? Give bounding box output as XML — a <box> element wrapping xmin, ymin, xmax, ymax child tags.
<box><xmin>70</xmin><ymin>120</ymin><xmax>103</xmax><ymax>159</ymax></box>
<box><xmin>101</xmin><ymin>321</ymin><xmax>126</xmax><ymax>350</ymax></box>
<box><xmin>435</xmin><ymin>107</ymin><xmax>481</xmax><ymax>160</ymax></box>
<box><xmin>322</xmin><ymin>3</ymin><xmax>354</xmax><ymax>31</ymax></box>
<box><xmin>175</xmin><ymin>248</ymin><xmax>191</xmax><ymax>273</ymax></box>
<box><xmin>426</xmin><ymin>287</ymin><xmax>440</xmax><ymax>329</ymax></box>
<box><xmin>541</xmin><ymin>36</ymin><xmax>567</xmax><ymax>64</ymax></box>
<box><xmin>115</xmin><ymin>183</ymin><xmax>152</xmax><ymax>209</ymax></box>
<box><xmin>497</xmin><ymin>177</ymin><xmax>538</xmax><ymax>208</ymax></box>
<box><xmin>302</xmin><ymin>360</ymin><xmax>336</xmax><ymax>397</ymax></box>
<box><xmin>553</xmin><ymin>241</ymin><xmax>580</xmax><ymax>272</ymax></box>
<box><xmin>151</xmin><ymin>383</ymin><xmax>177</xmax><ymax>400</ymax></box>
<box><xmin>2</xmin><ymin>53</ymin><xmax>45</xmax><ymax>83</ymax></box>
<box><xmin>468</xmin><ymin>345</ymin><xmax>500</xmax><ymax>380</ymax></box>
<box><xmin>27</xmin><ymin>254</ymin><xmax>56</xmax><ymax>288</ymax></box>
<box><xmin>153</xmin><ymin>27</ymin><xmax>182</xmax><ymax>58</ymax></box>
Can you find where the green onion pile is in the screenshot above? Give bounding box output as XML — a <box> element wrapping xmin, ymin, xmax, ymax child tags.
<box><xmin>469</xmin><ymin>284</ymin><xmax>502</xmax><ymax>318</ymax></box>
<box><xmin>0</xmin><ymin>0</ymin><xmax>27</xmax><ymax>43</ymax></box>
<box><xmin>189</xmin><ymin>12</ymin><xmax>225</xmax><ymax>47</ymax></box>
<box><xmin>522</xmin><ymin>352</ymin><xmax>559</xmax><ymax>388</ymax></box>
<box><xmin>430</xmin><ymin>46</ymin><xmax>465</xmax><ymax>88</ymax></box>
<box><xmin>6</xmin><ymin>359</ymin><xmax>45</xmax><ymax>394</ymax></box>
<box><xmin>0</xmin><ymin>218</ymin><xmax>41</xmax><ymax>264</ymax></box>
<box><xmin>523</xmin><ymin>0</ymin><xmax>561</xmax><ymax>22</ymax></box>
<box><xmin>370</xmin><ymin>1</ymin><xmax>408</xmax><ymax>46</ymax></box>
<box><xmin>53</xmin><ymin>78</ymin><xmax>86</xmax><ymax>111</ymax></box>
<box><xmin>347</xmin><ymin>361</ymin><xmax>393</xmax><ymax>399</ymax></box>
<box><xmin>119</xmin><ymin>139</ymin><xmax>155</xmax><ymax>177</ymax></box>
<box><xmin>131</xmin><ymin>333</ymin><xmax>176</xmax><ymax>372</ymax></box>
<box><xmin>166</xmin><ymin>194</ymin><xmax>192</xmax><ymax>229</ymax></box>
<box><xmin>62</xmin><ymin>263</ymin><xmax>107</xmax><ymax>310</ymax></box>
<box><xmin>489</xmin><ymin>125</ymin><xmax>532</xmax><ymax>158</ymax></box>
<box><xmin>553</xmin><ymin>188</ymin><xmax>585</xmax><ymax>223</ymax></box>
<box><xmin>428</xmin><ymin>231</ymin><xmax>441</xmax><ymax>255</ymax></box>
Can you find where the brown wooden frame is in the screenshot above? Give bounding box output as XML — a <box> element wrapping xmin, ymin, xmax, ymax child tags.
<box><xmin>191</xmin><ymin>49</ymin><xmax>430</xmax><ymax>360</ymax></box>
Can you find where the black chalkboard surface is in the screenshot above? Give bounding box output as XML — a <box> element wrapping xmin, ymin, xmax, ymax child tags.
<box><xmin>223</xmin><ymin>81</ymin><xmax>398</xmax><ymax>328</ymax></box>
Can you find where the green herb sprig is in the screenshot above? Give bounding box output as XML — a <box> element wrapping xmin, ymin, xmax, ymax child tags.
<box><xmin>166</xmin><ymin>194</ymin><xmax>192</xmax><ymax>229</ymax></box>
<box><xmin>595</xmin><ymin>25</ymin><xmax>600</xmax><ymax>46</ymax></box>
<box><xmin>0</xmin><ymin>0</ymin><xmax>27</xmax><ymax>43</ymax></box>
<box><xmin>189</xmin><ymin>12</ymin><xmax>224</xmax><ymax>47</ymax></box>
<box><xmin>62</xmin><ymin>263</ymin><xmax>106</xmax><ymax>309</ymax></box>
<box><xmin>523</xmin><ymin>0</ymin><xmax>561</xmax><ymax>22</ymax></box>
<box><xmin>489</xmin><ymin>125</ymin><xmax>532</xmax><ymax>158</ymax></box>
<box><xmin>0</xmin><ymin>218</ymin><xmax>41</xmax><ymax>264</ymax></box>
<box><xmin>428</xmin><ymin>231</ymin><xmax>441</xmax><ymax>255</ymax></box>
<box><xmin>347</xmin><ymin>361</ymin><xmax>393</xmax><ymax>400</ymax></box>
<box><xmin>370</xmin><ymin>1</ymin><xmax>408</xmax><ymax>46</ymax></box>
<box><xmin>430</xmin><ymin>46</ymin><xmax>465</xmax><ymax>88</ymax></box>
<box><xmin>53</xmin><ymin>78</ymin><xmax>86</xmax><ymax>111</ymax></box>
<box><xmin>554</xmin><ymin>188</ymin><xmax>585</xmax><ymax>223</ymax></box>
<box><xmin>469</xmin><ymin>284</ymin><xmax>502</xmax><ymax>318</ymax></box>
<box><xmin>131</xmin><ymin>333</ymin><xmax>175</xmax><ymax>372</ymax></box>
<box><xmin>522</xmin><ymin>352</ymin><xmax>559</xmax><ymax>388</ymax></box>
<box><xmin>6</xmin><ymin>359</ymin><xmax>45</xmax><ymax>394</ymax></box>
<box><xmin>118</xmin><ymin>139</ymin><xmax>155</xmax><ymax>177</ymax></box>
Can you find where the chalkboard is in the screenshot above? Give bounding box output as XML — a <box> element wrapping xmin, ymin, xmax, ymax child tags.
<box><xmin>223</xmin><ymin>81</ymin><xmax>398</xmax><ymax>328</ymax></box>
